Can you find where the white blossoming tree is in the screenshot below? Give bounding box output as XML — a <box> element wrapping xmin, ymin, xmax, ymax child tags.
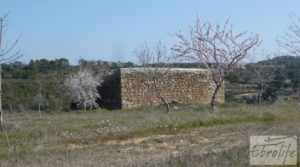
<box><xmin>64</xmin><ymin>68</ymin><xmax>101</xmax><ymax>110</ymax></box>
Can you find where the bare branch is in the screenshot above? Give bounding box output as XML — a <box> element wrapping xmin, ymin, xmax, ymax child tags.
<box><xmin>278</xmin><ymin>13</ymin><xmax>300</xmax><ymax>56</ymax></box>
<box><xmin>135</xmin><ymin>42</ymin><xmax>174</xmax><ymax>112</ymax></box>
<box><xmin>249</xmin><ymin>50</ymin><xmax>276</xmax><ymax>106</ymax></box>
<box><xmin>172</xmin><ymin>18</ymin><xmax>261</xmax><ymax>111</ymax></box>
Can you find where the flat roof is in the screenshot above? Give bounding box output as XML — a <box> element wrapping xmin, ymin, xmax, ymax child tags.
<box><xmin>121</xmin><ymin>68</ymin><xmax>209</xmax><ymax>73</ymax></box>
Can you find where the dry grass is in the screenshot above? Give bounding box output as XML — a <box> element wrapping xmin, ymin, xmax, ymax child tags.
<box><xmin>0</xmin><ymin>101</ymin><xmax>300</xmax><ymax>166</ymax></box>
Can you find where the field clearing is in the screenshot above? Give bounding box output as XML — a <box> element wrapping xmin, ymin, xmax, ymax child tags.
<box><xmin>0</xmin><ymin>101</ymin><xmax>300</xmax><ymax>167</ymax></box>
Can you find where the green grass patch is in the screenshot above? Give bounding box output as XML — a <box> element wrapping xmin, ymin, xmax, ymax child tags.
<box><xmin>1</xmin><ymin>101</ymin><xmax>299</xmax><ymax>164</ymax></box>
<box><xmin>177</xmin><ymin>113</ymin><xmax>274</xmax><ymax>129</ymax></box>
<box><xmin>81</xmin><ymin>112</ymin><xmax>276</xmax><ymax>143</ymax></box>
<box><xmin>217</xmin><ymin>102</ymin><xmax>241</xmax><ymax>108</ymax></box>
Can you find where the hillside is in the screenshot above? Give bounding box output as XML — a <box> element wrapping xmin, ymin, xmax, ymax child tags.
<box><xmin>2</xmin><ymin>55</ymin><xmax>300</xmax><ymax>111</ymax></box>
<box><xmin>226</xmin><ymin>56</ymin><xmax>300</xmax><ymax>103</ymax></box>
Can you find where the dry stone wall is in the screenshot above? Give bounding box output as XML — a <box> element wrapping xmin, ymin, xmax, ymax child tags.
<box><xmin>120</xmin><ymin>68</ymin><xmax>224</xmax><ymax>109</ymax></box>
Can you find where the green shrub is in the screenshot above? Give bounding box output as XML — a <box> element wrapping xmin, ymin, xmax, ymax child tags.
<box><xmin>47</xmin><ymin>95</ymin><xmax>64</xmax><ymax>111</ymax></box>
<box><xmin>26</xmin><ymin>95</ymin><xmax>50</xmax><ymax>111</ymax></box>
<box><xmin>16</xmin><ymin>104</ymin><xmax>26</xmax><ymax>112</ymax></box>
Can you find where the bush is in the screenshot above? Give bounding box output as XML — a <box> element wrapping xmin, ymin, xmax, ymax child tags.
<box><xmin>47</xmin><ymin>95</ymin><xmax>64</xmax><ymax>111</ymax></box>
<box><xmin>16</xmin><ymin>104</ymin><xmax>26</xmax><ymax>112</ymax></box>
<box><xmin>27</xmin><ymin>95</ymin><xmax>50</xmax><ymax>111</ymax></box>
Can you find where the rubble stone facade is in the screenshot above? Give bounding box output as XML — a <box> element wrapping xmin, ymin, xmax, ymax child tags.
<box><xmin>120</xmin><ymin>68</ymin><xmax>225</xmax><ymax>109</ymax></box>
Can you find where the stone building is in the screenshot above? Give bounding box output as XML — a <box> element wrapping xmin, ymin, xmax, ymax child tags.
<box><xmin>120</xmin><ymin>68</ymin><xmax>224</xmax><ymax>109</ymax></box>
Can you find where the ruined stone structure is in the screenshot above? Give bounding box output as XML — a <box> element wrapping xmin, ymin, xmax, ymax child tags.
<box><xmin>120</xmin><ymin>68</ymin><xmax>224</xmax><ymax>109</ymax></box>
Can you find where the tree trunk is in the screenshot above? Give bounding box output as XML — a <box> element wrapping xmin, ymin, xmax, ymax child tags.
<box><xmin>211</xmin><ymin>84</ymin><xmax>221</xmax><ymax>112</ymax></box>
<box><xmin>37</xmin><ymin>74</ymin><xmax>42</xmax><ymax>118</ymax></box>
<box><xmin>161</xmin><ymin>97</ymin><xmax>170</xmax><ymax>113</ymax></box>
<box><xmin>257</xmin><ymin>84</ymin><xmax>263</xmax><ymax>106</ymax></box>
<box><xmin>158</xmin><ymin>92</ymin><xmax>170</xmax><ymax>113</ymax></box>
<box><xmin>83</xmin><ymin>100</ymin><xmax>87</xmax><ymax>111</ymax></box>
<box><xmin>153</xmin><ymin>78</ymin><xmax>170</xmax><ymax>113</ymax></box>
<box><xmin>0</xmin><ymin>65</ymin><xmax>3</xmax><ymax>130</ymax></box>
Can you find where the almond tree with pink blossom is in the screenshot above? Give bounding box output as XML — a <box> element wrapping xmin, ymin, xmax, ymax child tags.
<box><xmin>172</xmin><ymin>18</ymin><xmax>261</xmax><ymax>111</ymax></box>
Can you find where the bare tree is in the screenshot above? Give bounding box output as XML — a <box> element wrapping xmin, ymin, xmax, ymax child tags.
<box><xmin>36</xmin><ymin>72</ymin><xmax>42</xmax><ymax>117</ymax></box>
<box><xmin>64</xmin><ymin>68</ymin><xmax>101</xmax><ymax>110</ymax></box>
<box><xmin>135</xmin><ymin>42</ymin><xmax>173</xmax><ymax>112</ymax></box>
<box><xmin>279</xmin><ymin>13</ymin><xmax>300</xmax><ymax>56</ymax></box>
<box><xmin>0</xmin><ymin>13</ymin><xmax>22</xmax><ymax>129</ymax></box>
<box><xmin>249</xmin><ymin>51</ymin><xmax>276</xmax><ymax>106</ymax></box>
<box><xmin>172</xmin><ymin>18</ymin><xmax>260</xmax><ymax>111</ymax></box>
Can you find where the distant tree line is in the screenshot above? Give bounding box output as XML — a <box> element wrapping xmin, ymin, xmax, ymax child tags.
<box><xmin>226</xmin><ymin>55</ymin><xmax>300</xmax><ymax>102</ymax></box>
<box><xmin>2</xmin><ymin>55</ymin><xmax>300</xmax><ymax>112</ymax></box>
<box><xmin>1</xmin><ymin>58</ymin><xmax>135</xmax><ymax>111</ymax></box>
<box><xmin>2</xmin><ymin>58</ymin><xmax>74</xmax><ymax>79</ymax></box>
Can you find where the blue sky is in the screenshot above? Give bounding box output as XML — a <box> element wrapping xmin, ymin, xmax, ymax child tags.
<box><xmin>1</xmin><ymin>0</ymin><xmax>300</xmax><ymax>64</ymax></box>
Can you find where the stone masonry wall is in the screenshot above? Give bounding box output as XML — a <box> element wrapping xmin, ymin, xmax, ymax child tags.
<box><xmin>120</xmin><ymin>68</ymin><xmax>225</xmax><ymax>109</ymax></box>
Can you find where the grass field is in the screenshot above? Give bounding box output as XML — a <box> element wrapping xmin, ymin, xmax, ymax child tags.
<box><xmin>0</xmin><ymin>101</ymin><xmax>300</xmax><ymax>167</ymax></box>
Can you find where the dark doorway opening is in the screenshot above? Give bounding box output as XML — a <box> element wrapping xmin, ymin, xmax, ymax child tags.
<box><xmin>97</xmin><ymin>69</ymin><xmax>122</xmax><ymax>110</ymax></box>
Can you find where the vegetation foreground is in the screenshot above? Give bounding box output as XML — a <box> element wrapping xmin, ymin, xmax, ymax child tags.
<box><xmin>0</xmin><ymin>101</ymin><xmax>299</xmax><ymax>167</ymax></box>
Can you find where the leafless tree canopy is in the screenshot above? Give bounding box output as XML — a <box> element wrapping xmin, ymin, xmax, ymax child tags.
<box><xmin>249</xmin><ymin>51</ymin><xmax>276</xmax><ymax>106</ymax></box>
<box><xmin>64</xmin><ymin>68</ymin><xmax>101</xmax><ymax>110</ymax></box>
<box><xmin>135</xmin><ymin>42</ymin><xmax>174</xmax><ymax>112</ymax></box>
<box><xmin>172</xmin><ymin>18</ymin><xmax>260</xmax><ymax>111</ymax></box>
<box><xmin>279</xmin><ymin>13</ymin><xmax>300</xmax><ymax>56</ymax></box>
<box><xmin>0</xmin><ymin>14</ymin><xmax>22</xmax><ymax>64</ymax></box>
